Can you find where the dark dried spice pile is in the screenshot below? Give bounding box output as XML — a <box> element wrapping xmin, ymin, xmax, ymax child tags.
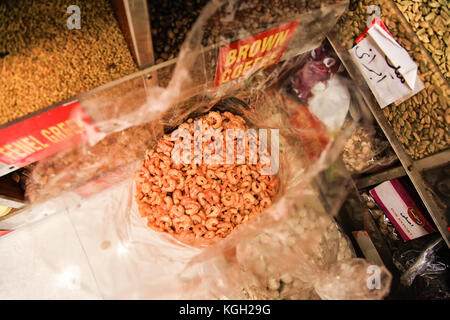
<box><xmin>148</xmin><ymin>0</ymin><xmax>344</xmax><ymax>63</ymax></box>
<box><xmin>148</xmin><ymin>0</ymin><xmax>209</xmax><ymax>63</ymax></box>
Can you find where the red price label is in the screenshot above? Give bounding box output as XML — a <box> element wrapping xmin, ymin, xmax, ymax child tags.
<box><xmin>215</xmin><ymin>20</ymin><xmax>299</xmax><ymax>87</ymax></box>
<box><xmin>0</xmin><ymin>101</ymin><xmax>98</xmax><ymax>168</ymax></box>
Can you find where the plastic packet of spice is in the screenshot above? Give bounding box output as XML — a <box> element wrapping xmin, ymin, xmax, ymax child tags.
<box><xmin>290</xmin><ymin>44</ymin><xmax>342</xmax><ymax>102</ymax></box>
<box><xmin>284</xmin><ymin>43</ymin><xmax>351</xmax><ymax>133</ymax></box>
<box><xmin>14</xmin><ymin>0</ymin><xmax>392</xmax><ymax>299</ymax></box>
<box><xmin>343</xmin><ymin>126</ymin><xmax>398</xmax><ymax>175</ymax></box>
<box><xmin>361</xmin><ymin>191</ymin><xmax>402</xmax><ymax>243</ymax></box>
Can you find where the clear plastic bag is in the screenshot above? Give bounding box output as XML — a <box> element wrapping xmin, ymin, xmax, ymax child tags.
<box><xmin>393</xmin><ymin>235</ymin><xmax>450</xmax><ymax>300</ymax></box>
<box><xmin>361</xmin><ymin>191</ymin><xmax>402</xmax><ymax>244</ymax></box>
<box><xmin>19</xmin><ymin>0</ymin><xmax>392</xmax><ymax>299</ymax></box>
<box><xmin>342</xmin><ymin>126</ymin><xmax>398</xmax><ymax>175</ymax></box>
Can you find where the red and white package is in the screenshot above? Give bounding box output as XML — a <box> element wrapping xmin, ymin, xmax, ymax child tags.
<box><xmin>370</xmin><ymin>179</ymin><xmax>435</xmax><ymax>241</ymax></box>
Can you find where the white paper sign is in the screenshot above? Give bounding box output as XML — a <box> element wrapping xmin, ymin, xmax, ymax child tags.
<box><xmin>349</xmin><ymin>23</ymin><xmax>424</xmax><ymax>108</ymax></box>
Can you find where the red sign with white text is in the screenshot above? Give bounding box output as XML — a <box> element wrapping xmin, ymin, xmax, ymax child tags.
<box><xmin>214</xmin><ymin>20</ymin><xmax>300</xmax><ymax>87</ymax></box>
<box><xmin>0</xmin><ymin>101</ymin><xmax>98</xmax><ymax>168</ymax></box>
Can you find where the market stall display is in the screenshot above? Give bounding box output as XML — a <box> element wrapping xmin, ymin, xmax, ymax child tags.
<box><xmin>0</xmin><ymin>0</ymin><xmax>448</xmax><ymax>300</ymax></box>
<box><xmin>1</xmin><ymin>0</ymin><xmax>398</xmax><ymax>300</ymax></box>
<box><xmin>3</xmin><ymin>0</ymin><xmax>346</xmax><ymax>206</ymax></box>
<box><xmin>0</xmin><ymin>0</ymin><xmax>350</xmax><ymax>183</ymax></box>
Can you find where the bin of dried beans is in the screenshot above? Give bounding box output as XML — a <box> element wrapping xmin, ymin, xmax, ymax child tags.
<box><xmin>0</xmin><ymin>0</ymin><xmax>137</xmax><ymax>126</ymax></box>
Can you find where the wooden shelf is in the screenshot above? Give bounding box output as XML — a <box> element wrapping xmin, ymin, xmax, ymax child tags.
<box><xmin>355</xmin><ymin>165</ymin><xmax>406</xmax><ymax>190</ymax></box>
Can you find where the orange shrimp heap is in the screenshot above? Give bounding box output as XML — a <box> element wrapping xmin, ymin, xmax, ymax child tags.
<box><xmin>135</xmin><ymin>111</ymin><xmax>278</xmax><ymax>240</ymax></box>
